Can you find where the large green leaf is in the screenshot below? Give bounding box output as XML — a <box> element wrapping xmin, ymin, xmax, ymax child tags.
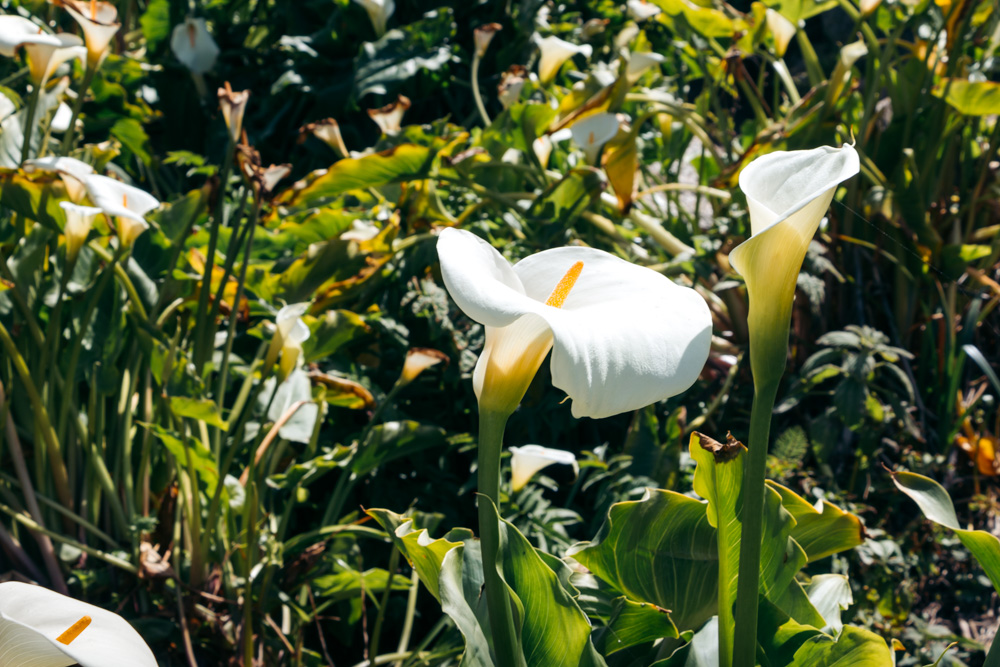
<box><xmin>933</xmin><ymin>79</ymin><xmax>1000</xmax><ymax>116</ymax></box>
<box><xmin>275</xmin><ymin>144</ymin><xmax>434</xmax><ymax>208</ymax></box>
<box><xmin>596</xmin><ymin>597</ymin><xmax>680</xmax><ymax>655</ymax></box>
<box><xmin>768</xmin><ymin>483</ymin><xmax>865</xmax><ymax>562</ymax></box>
<box><xmin>368</xmin><ymin>505</ymin><xmax>606</xmax><ymax>667</ymax></box>
<box><xmin>786</xmin><ymin>627</ymin><xmax>893</xmax><ymax>666</ymax></box>
<box><xmin>891</xmin><ymin>470</ymin><xmax>1000</xmax><ymax>594</ymax></box>
<box><xmin>569</xmin><ymin>488</ymin><xmax>719</xmax><ymax>634</ymax></box>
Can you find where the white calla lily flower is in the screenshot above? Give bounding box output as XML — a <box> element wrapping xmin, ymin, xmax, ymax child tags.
<box><xmin>170</xmin><ymin>18</ymin><xmax>219</xmax><ymax>75</ymax></box>
<box><xmin>400</xmin><ymin>347</ymin><xmax>448</xmax><ymax>384</ymax></box>
<box><xmin>532</xmin><ymin>135</ymin><xmax>552</xmax><ymax>167</ymax></box>
<box><xmin>627</xmin><ymin>50</ymin><xmax>665</xmax><ymax>81</ymax></box>
<box><xmin>353</xmin><ymin>0</ymin><xmax>395</xmax><ymax>37</ymax></box>
<box><xmin>0</xmin><ymin>581</ymin><xmax>157</xmax><ymax>667</ymax></box>
<box><xmin>50</xmin><ymin>102</ymin><xmax>73</xmax><ymax>132</ymax></box>
<box><xmin>23</xmin><ymin>156</ymin><xmax>94</xmax><ymax>202</ymax></box>
<box><xmin>509</xmin><ymin>445</ymin><xmax>578</xmax><ymax>491</ymax></box>
<box><xmin>728</xmin><ymin>144</ymin><xmax>859</xmax><ymax>389</ymax></box>
<box><xmin>627</xmin><ymin>0</ymin><xmax>662</xmax><ymax>20</ymax></box>
<box><xmin>265</xmin><ymin>303</ymin><xmax>310</xmax><ymax>377</ymax></box>
<box><xmin>59</xmin><ymin>200</ymin><xmax>101</xmax><ymax>261</ymax></box>
<box><xmin>57</xmin><ymin>0</ymin><xmax>121</xmax><ymax>67</ymax></box>
<box><xmin>570</xmin><ymin>112</ymin><xmax>620</xmax><ymax>164</ymax></box>
<box><xmin>82</xmin><ymin>174</ymin><xmax>159</xmax><ymax>247</ymax></box>
<box><xmin>536</xmin><ymin>35</ymin><xmax>592</xmax><ymax>84</ymax></box>
<box><xmin>0</xmin><ymin>17</ymin><xmax>86</xmax><ymax>85</ymax></box>
<box><xmin>437</xmin><ymin>228</ymin><xmax>712</xmax><ymax>419</ymax></box>
<box><xmin>765</xmin><ymin>9</ymin><xmax>796</xmax><ymax>58</ymax></box>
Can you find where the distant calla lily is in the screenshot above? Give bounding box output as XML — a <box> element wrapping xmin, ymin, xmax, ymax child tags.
<box><xmin>627</xmin><ymin>50</ymin><xmax>665</xmax><ymax>81</ymax></box>
<box><xmin>536</xmin><ymin>35</ymin><xmax>592</xmax><ymax>84</ymax></box>
<box><xmin>497</xmin><ymin>66</ymin><xmax>526</xmax><ymax>109</ymax></box>
<box><xmin>170</xmin><ymin>17</ymin><xmax>219</xmax><ymax>75</ymax></box>
<box><xmin>56</xmin><ymin>0</ymin><xmax>120</xmax><ymax>67</ymax></box>
<box><xmin>353</xmin><ymin>0</ymin><xmax>394</xmax><ymax>37</ymax></box>
<box><xmin>728</xmin><ymin>144</ymin><xmax>859</xmax><ymax>389</ymax></box>
<box><xmin>24</xmin><ymin>156</ymin><xmax>94</xmax><ymax>202</ymax></box>
<box><xmin>0</xmin><ymin>16</ymin><xmax>86</xmax><ymax>85</ymax></box>
<box><xmin>0</xmin><ymin>581</ymin><xmax>157</xmax><ymax>667</ymax></box>
<box><xmin>627</xmin><ymin>0</ymin><xmax>662</xmax><ymax>20</ymax></box>
<box><xmin>60</xmin><ymin>200</ymin><xmax>101</xmax><ymax>261</ymax></box>
<box><xmin>218</xmin><ymin>82</ymin><xmax>249</xmax><ymax>143</ymax></box>
<box><xmin>266</xmin><ymin>303</ymin><xmax>310</xmax><ymax>379</ymax></box>
<box><xmin>765</xmin><ymin>9</ymin><xmax>796</xmax><ymax>58</ymax></box>
<box><xmin>509</xmin><ymin>445</ymin><xmax>578</xmax><ymax>491</ymax></box>
<box><xmin>437</xmin><ymin>228</ymin><xmax>712</xmax><ymax>419</ymax></box>
<box><xmin>82</xmin><ymin>174</ymin><xmax>159</xmax><ymax>247</ymax></box>
<box><xmin>570</xmin><ymin>112</ymin><xmax>620</xmax><ymax>164</ymax></box>
<box><xmin>368</xmin><ymin>95</ymin><xmax>410</xmax><ymax>135</ymax></box>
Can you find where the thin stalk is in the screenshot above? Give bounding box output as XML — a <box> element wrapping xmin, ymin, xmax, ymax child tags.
<box><xmin>60</xmin><ymin>64</ymin><xmax>97</xmax><ymax>154</ymax></box>
<box><xmin>477</xmin><ymin>408</ymin><xmax>519</xmax><ymax>667</ymax></box>
<box><xmin>370</xmin><ymin>547</ymin><xmax>400</xmax><ymax>659</ymax></box>
<box><xmin>0</xmin><ymin>319</ymin><xmax>72</xmax><ymax>510</ymax></box>
<box><xmin>392</xmin><ymin>569</ymin><xmax>420</xmax><ymax>667</ymax></box>
<box><xmin>19</xmin><ymin>83</ymin><xmax>40</xmax><ymax>165</ymax></box>
<box><xmin>795</xmin><ymin>31</ymin><xmax>825</xmax><ymax>87</ymax></box>
<box><xmin>732</xmin><ymin>382</ymin><xmax>780</xmax><ymax>667</ymax></box>
<box><xmin>471</xmin><ymin>53</ymin><xmax>491</xmax><ymax>126</ymax></box>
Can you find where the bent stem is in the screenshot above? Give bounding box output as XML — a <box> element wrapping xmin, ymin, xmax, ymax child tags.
<box><xmin>471</xmin><ymin>53</ymin><xmax>490</xmax><ymax>126</ymax></box>
<box><xmin>19</xmin><ymin>83</ymin><xmax>40</xmax><ymax>165</ymax></box>
<box><xmin>477</xmin><ymin>408</ymin><xmax>519</xmax><ymax>667</ymax></box>
<box><xmin>732</xmin><ymin>381</ymin><xmax>779</xmax><ymax>667</ymax></box>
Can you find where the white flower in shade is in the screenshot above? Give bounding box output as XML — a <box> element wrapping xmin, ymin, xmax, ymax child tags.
<box><xmin>536</xmin><ymin>35</ymin><xmax>592</xmax><ymax>84</ymax></box>
<box><xmin>56</xmin><ymin>0</ymin><xmax>120</xmax><ymax>67</ymax></box>
<box><xmin>509</xmin><ymin>445</ymin><xmax>578</xmax><ymax>491</ymax></box>
<box><xmin>0</xmin><ymin>16</ymin><xmax>86</xmax><ymax>85</ymax></box>
<box><xmin>627</xmin><ymin>0</ymin><xmax>662</xmax><ymax>21</ymax></box>
<box><xmin>82</xmin><ymin>174</ymin><xmax>159</xmax><ymax>247</ymax></box>
<box><xmin>301</xmin><ymin>118</ymin><xmax>348</xmax><ymax>158</ymax></box>
<box><xmin>265</xmin><ymin>303</ymin><xmax>310</xmax><ymax>379</ymax></box>
<box><xmin>532</xmin><ymin>135</ymin><xmax>552</xmax><ymax>167</ymax></box>
<box><xmin>437</xmin><ymin>228</ymin><xmax>712</xmax><ymax>419</ymax></box>
<box><xmin>59</xmin><ymin>200</ymin><xmax>101</xmax><ymax>260</ymax></box>
<box><xmin>570</xmin><ymin>112</ymin><xmax>620</xmax><ymax>164</ymax></box>
<box><xmin>627</xmin><ymin>50</ymin><xmax>665</xmax><ymax>81</ymax></box>
<box><xmin>728</xmin><ymin>145</ymin><xmax>859</xmax><ymax>389</ymax></box>
<box><xmin>23</xmin><ymin>156</ymin><xmax>94</xmax><ymax>203</ymax></box>
<box><xmin>368</xmin><ymin>95</ymin><xmax>410</xmax><ymax>135</ymax></box>
<box><xmin>474</xmin><ymin>23</ymin><xmax>502</xmax><ymax>58</ymax></box>
<box><xmin>353</xmin><ymin>0</ymin><xmax>395</xmax><ymax>37</ymax></box>
<box><xmin>0</xmin><ymin>581</ymin><xmax>157</xmax><ymax>667</ymax></box>
<box><xmin>399</xmin><ymin>347</ymin><xmax>449</xmax><ymax>384</ymax></box>
<box><xmin>340</xmin><ymin>220</ymin><xmax>380</xmax><ymax>243</ymax></box>
<box><xmin>170</xmin><ymin>18</ymin><xmax>219</xmax><ymax>74</ymax></box>
<box><xmin>765</xmin><ymin>9</ymin><xmax>797</xmax><ymax>58</ymax></box>
<box><xmin>497</xmin><ymin>67</ymin><xmax>526</xmax><ymax>109</ymax></box>
<box><xmin>50</xmin><ymin>102</ymin><xmax>73</xmax><ymax>132</ymax></box>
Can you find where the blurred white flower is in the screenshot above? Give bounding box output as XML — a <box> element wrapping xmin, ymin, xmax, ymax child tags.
<box><xmin>170</xmin><ymin>17</ymin><xmax>219</xmax><ymax>74</ymax></box>
<box><xmin>353</xmin><ymin>0</ymin><xmax>394</xmax><ymax>37</ymax></box>
<box><xmin>24</xmin><ymin>156</ymin><xmax>94</xmax><ymax>202</ymax></box>
<box><xmin>569</xmin><ymin>112</ymin><xmax>620</xmax><ymax>164</ymax></box>
<box><xmin>627</xmin><ymin>0</ymin><xmax>662</xmax><ymax>21</ymax></box>
<box><xmin>60</xmin><ymin>200</ymin><xmax>101</xmax><ymax>260</ymax></box>
<box><xmin>536</xmin><ymin>35</ymin><xmax>592</xmax><ymax>84</ymax></box>
<box><xmin>509</xmin><ymin>445</ymin><xmax>578</xmax><ymax>491</ymax></box>
<box><xmin>82</xmin><ymin>174</ymin><xmax>159</xmax><ymax>247</ymax></box>
<box><xmin>57</xmin><ymin>0</ymin><xmax>121</xmax><ymax>67</ymax></box>
<box><xmin>0</xmin><ymin>16</ymin><xmax>86</xmax><ymax>85</ymax></box>
<box><xmin>765</xmin><ymin>9</ymin><xmax>796</xmax><ymax>58</ymax></box>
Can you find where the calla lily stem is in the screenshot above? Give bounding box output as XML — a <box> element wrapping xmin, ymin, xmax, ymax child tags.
<box><xmin>60</xmin><ymin>63</ymin><xmax>97</xmax><ymax>154</ymax></box>
<box><xmin>732</xmin><ymin>381</ymin><xmax>780</xmax><ymax>667</ymax></box>
<box><xmin>471</xmin><ymin>53</ymin><xmax>490</xmax><ymax>126</ymax></box>
<box><xmin>18</xmin><ymin>83</ymin><xmax>40</xmax><ymax>165</ymax></box>
<box><xmin>477</xmin><ymin>408</ymin><xmax>520</xmax><ymax>667</ymax></box>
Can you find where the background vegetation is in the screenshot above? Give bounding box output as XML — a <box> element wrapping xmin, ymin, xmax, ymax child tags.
<box><xmin>0</xmin><ymin>0</ymin><xmax>998</xmax><ymax>664</ymax></box>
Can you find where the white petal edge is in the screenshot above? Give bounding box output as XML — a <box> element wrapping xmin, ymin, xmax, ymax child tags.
<box><xmin>738</xmin><ymin>144</ymin><xmax>859</xmax><ymax>237</ymax></box>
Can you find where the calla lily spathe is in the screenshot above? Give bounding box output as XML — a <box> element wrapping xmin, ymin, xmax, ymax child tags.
<box><xmin>437</xmin><ymin>228</ymin><xmax>711</xmax><ymax>419</ymax></box>
<box><xmin>765</xmin><ymin>9</ymin><xmax>796</xmax><ymax>58</ymax></box>
<box><xmin>170</xmin><ymin>18</ymin><xmax>219</xmax><ymax>75</ymax></box>
<box><xmin>59</xmin><ymin>200</ymin><xmax>101</xmax><ymax>260</ymax></box>
<box><xmin>266</xmin><ymin>303</ymin><xmax>310</xmax><ymax>380</ymax></box>
<box><xmin>0</xmin><ymin>16</ymin><xmax>86</xmax><ymax>85</ymax></box>
<box><xmin>353</xmin><ymin>0</ymin><xmax>395</xmax><ymax>37</ymax></box>
<box><xmin>82</xmin><ymin>174</ymin><xmax>159</xmax><ymax>247</ymax></box>
<box><xmin>728</xmin><ymin>144</ymin><xmax>859</xmax><ymax>389</ymax></box>
<box><xmin>509</xmin><ymin>445</ymin><xmax>578</xmax><ymax>491</ymax></box>
<box><xmin>57</xmin><ymin>0</ymin><xmax>120</xmax><ymax>67</ymax></box>
<box><xmin>0</xmin><ymin>581</ymin><xmax>157</xmax><ymax>667</ymax></box>
<box><xmin>627</xmin><ymin>0</ymin><xmax>662</xmax><ymax>21</ymax></box>
<box><xmin>570</xmin><ymin>112</ymin><xmax>620</xmax><ymax>164</ymax></box>
<box><xmin>536</xmin><ymin>35</ymin><xmax>592</xmax><ymax>84</ymax></box>
<box><xmin>23</xmin><ymin>156</ymin><xmax>94</xmax><ymax>202</ymax></box>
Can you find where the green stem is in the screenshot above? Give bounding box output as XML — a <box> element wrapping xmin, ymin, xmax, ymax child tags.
<box><xmin>732</xmin><ymin>382</ymin><xmax>780</xmax><ymax>667</ymax></box>
<box><xmin>477</xmin><ymin>408</ymin><xmax>519</xmax><ymax>667</ymax></box>
<box><xmin>795</xmin><ymin>31</ymin><xmax>825</xmax><ymax>88</ymax></box>
<box><xmin>60</xmin><ymin>65</ymin><xmax>96</xmax><ymax>154</ymax></box>
<box><xmin>471</xmin><ymin>54</ymin><xmax>491</xmax><ymax>126</ymax></box>
<box><xmin>19</xmin><ymin>83</ymin><xmax>40</xmax><ymax>165</ymax></box>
